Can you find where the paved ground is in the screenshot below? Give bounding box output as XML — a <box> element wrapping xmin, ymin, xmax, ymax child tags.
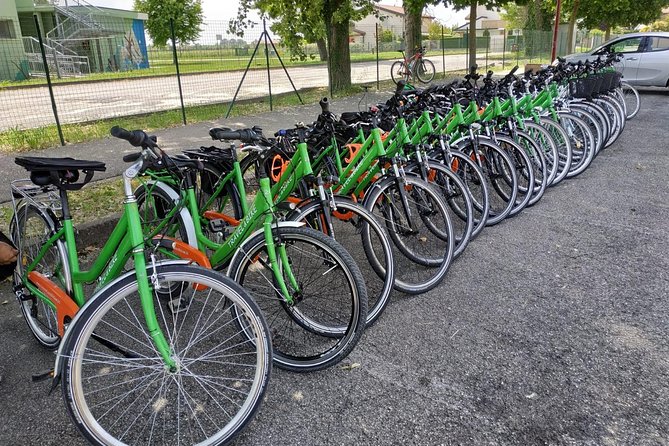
<box><xmin>0</xmin><ymin>90</ymin><xmax>667</xmax><ymax>445</ymax></box>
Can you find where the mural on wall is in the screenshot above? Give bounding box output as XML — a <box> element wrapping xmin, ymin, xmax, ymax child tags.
<box><xmin>118</xmin><ymin>18</ymin><xmax>149</xmax><ymax>70</ymax></box>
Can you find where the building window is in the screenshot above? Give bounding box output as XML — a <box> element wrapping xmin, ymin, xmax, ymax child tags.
<box><xmin>0</xmin><ymin>19</ymin><xmax>16</xmax><ymax>39</ymax></box>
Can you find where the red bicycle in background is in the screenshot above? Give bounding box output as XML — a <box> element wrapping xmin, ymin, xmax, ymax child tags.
<box><xmin>391</xmin><ymin>46</ymin><xmax>436</xmax><ymax>84</ymax></box>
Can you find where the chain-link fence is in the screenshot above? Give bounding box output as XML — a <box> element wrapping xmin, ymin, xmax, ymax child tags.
<box><xmin>0</xmin><ymin>12</ymin><xmax>598</xmax><ymax>148</ymax></box>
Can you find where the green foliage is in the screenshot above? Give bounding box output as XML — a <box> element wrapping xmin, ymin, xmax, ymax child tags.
<box><xmin>427</xmin><ymin>21</ymin><xmax>445</xmax><ymax>40</ymax></box>
<box><xmin>230</xmin><ymin>0</ymin><xmax>374</xmax><ymax>61</ymax></box>
<box><xmin>576</xmin><ymin>0</ymin><xmax>669</xmax><ymax>31</ymax></box>
<box><xmin>380</xmin><ymin>28</ymin><xmax>395</xmax><ymax>42</ymax></box>
<box><xmin>134</xmin><ymin>0</ymin><xmax>203</xmax><ymax>46</ymax></box>
<box><xmin>501</xmin><ymin>2</ymin><xmax>529</xmax><ymax>30</ymax></box>
<box><xmin>641</xmin><ymin>18</ymin><xmax>669</xmax><ymax>31</ymax></box>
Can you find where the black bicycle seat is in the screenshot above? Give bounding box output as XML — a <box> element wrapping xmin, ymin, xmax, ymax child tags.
<box><xmin>15</xmin><ymin>156</ymin><xmax>106</xmax><ymax>190</ymax></box>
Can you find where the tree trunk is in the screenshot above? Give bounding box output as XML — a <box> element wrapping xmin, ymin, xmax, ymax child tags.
<box><xmin>323</xmin><ymin>0</ymin><xmax>352</xmax><ymax>93</ymax></box>
<box><xmin>604</xmin><ymin>25</ymin><xmax>611</xmax><ymax>41</ymax></box>
<box><xmin>316</xmin><ymin>38</ymin><xmax>328</xmax><ymax>62</ymax></box>
<box><xmin>468</xmin><ymin>0</ymin><xmax>478</xmax><ymax>71</ymax></box>
<box><xmin>404</xmin><ymin>3</ymin><xmax>422</xmax><ymax>56</ymax></box>
<box><xmin>566</xmin><ymin>0</ymin><xmax>580</xmax><ymax>53</ymax></box>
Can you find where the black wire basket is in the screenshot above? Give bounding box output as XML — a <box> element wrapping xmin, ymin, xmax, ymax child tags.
<box><xmin>571</xmin><ymin>75</ymin><xmax>600</xmax><ymax>98</ymax></box>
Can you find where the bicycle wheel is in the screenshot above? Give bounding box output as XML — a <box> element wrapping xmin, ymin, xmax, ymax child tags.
<box><xmin>391</xmin><ymin>61</ymin><xmax>409</xmax><ymax>84</ymax></box>
<box><xmin>362</xmin><ymin>174</ymin><xmax>454</xmax><ymax>295</ymax></box>
<box><xmin>429</xmin><ymin>149</ymin><xmax>490</xmax><ymax>239</ymax></box>
<box><xmin>538</xmin><ymin>116</ymin><xmax>572</xmax><ymax>186</ymax></box>
<box><xmin>416</xmin><ymin>59</ymin><xmax>436</xmax><ymax>83</ymax></box>
<box><xmin>239</xmin><ymin>153</ymin><xmax>261</xmax><ymax>197</ymax></box>
<box><xmin>135</xmin><ymin>182</ymin><xmax>195</xmax><ymax>245</ymax></box>
<box><xmin>288</xmin><ymin>196</ymin><xmax>394</xmax><ymax>327</ymax></box>
<box><xmin>11</xmin><ymin>203</ymin><xmax>70</xmax><ymax>348</ymax></box>
<box><xmin>60</xmin><ymin>264</ymin><xmax>272</xmax><ymax>446</ymax></box>
<box><xmin>455</xmin><ymin>139</ymin><xmax>518</xmax><ymax>225</ymax></box>
<box><xmin>523</xmin><ymin>120</ymin><xmax>560</xmax><ymax>187</ymax></box>
<box><xmin>512</xmin><ymin>129</ymin><xmax>548</xmax><ymax>207</ymax></box>
<box><xmin>621</xmin><ymin>82</ymin><xmax>640</xmax><ymax>120</ymax></box>
<box><xmin>568</xmin><ymin>103</ymin><xmax>604</xmax><ymax>156</ymax></box>
<box><xmin>559</xmin><ymin>112</ymin><xmax>595</xmax><ymax>178</ymax></box>
<box><xmin>227</xmin><ymin>226</ymin><xmax>367</xmax><ymax>372</ymax></box>
<box><xmin>594</xmin><ymin>96</ymin><xmax>624</xmax><ymax>148</ymax></box>
<box><xmin>495</xmin><ymin>134</ymin><xmax>535</xmax><ymax>217</ymax></box>
<box><xmin>197</xmin><ymin>162</ymin><xmax>244</xmax><ymax>220</ymax></box>
<box><xmin>406</xmin><ymin>161</ymin><xmax>474</xmax><ymax>258</ymax></box>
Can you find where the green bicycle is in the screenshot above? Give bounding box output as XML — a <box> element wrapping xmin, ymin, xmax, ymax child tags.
<box><xmin>134</xmin><ymin>127</ymin><xmax>369</xmax><ymax>372</ymax></box>
<box><xmin>10</xmin><ymin>127</ymin><xmax>272</xmax><ymax>445</ymax></box>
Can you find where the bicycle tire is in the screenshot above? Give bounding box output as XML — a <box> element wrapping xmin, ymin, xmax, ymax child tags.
<box><xmin>227</xmin><ymin>226</ymin><xmax>367</xmax><ymax>372</ymax></box>
<box><xmin>621</xmin><ymin>82</ymin><xmax>640</xmax><ymax>119</ymax></box>
<box><xmin>511</xmin><ymin>129</ymin><xmax>548</xmax><ymax>207</ymax></box>
<box><xmin>523</xmin><ymin>120</ymin><xmax>560</xmax><ymax>187</ymax></box>
<box><xmin>416</xmin><ymin>59</ymin><xmax>436</xmax><ymax>83</ymax></box>
<box><xmin>454</xmin><ymin>138</ymin><xmax>518</xmax><ymax>225</ymax></box>
<box><xmin>10</xmin><ymin>203</ymin><xmax>70</xmax><ymax>348</ymax></box>
<box><xmin>405</xmin><ymin>160</ymin><xmax>474</xmax><ymax>258</ymax></box>
<box><xmin>391</xmin><ymin>61</ymin><xmax>409</xmax><ymax>84</ymax></box>
<box><xmin>362</xmin><ymin>174</ymin><xmax>454</xmax><ymax>295</ymax></box>
<box><xmin>538</xmin><ymin>116</ymin><xmax>572</xmax><ymax>186</ymax></box>
<box><xmin>287</xmin><ymin>196</ymin><xmax>394</xmax><ymax>327</ymax></box>
<box><xmin>134</xmin><ymin>182</ymin><xmax>196</xmax><ymax>246</ymax></box>
<box><xmin>494</xmin><ymin>134</ymin><xmax>535</xmax><ymax>217</ymax></box>
<box><xmin>559</xmin><ymin>112</ymin><xmax>595</xmax><ymax>178</ymax></box>
<box><xmin>197</xmin><ymin>162</ymin><xmax>244</xmax><ymax>220</ymax></box>
<box><xmin>428</xmin><ymin>149</ymin><xmax>490</xmax><ymax>239</ymax></box>
<box><xmin>61</xmin><ymin>264</ymin><xmax>272</xmax><ymax>446</ymax></box>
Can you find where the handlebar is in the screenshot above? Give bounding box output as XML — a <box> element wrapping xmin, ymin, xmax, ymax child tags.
<box><xmin>111</xmin><ymin>126</ymin><xmax>157</xmax><ymax>148</ymax></box>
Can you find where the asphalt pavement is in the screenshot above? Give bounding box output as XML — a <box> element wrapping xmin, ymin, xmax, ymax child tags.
<box><xmin>0</xmin><ymin>89</ymin><xmax>667</xmax><ymax>445</ymax></box>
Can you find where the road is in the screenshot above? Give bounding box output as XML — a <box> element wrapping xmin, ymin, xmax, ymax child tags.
<box><xmin>0</xmin><ymin>55</ymin><xmax>473</xmax><ymax>131</ymax></box>
<box><xmin>0</xmin><ymin>90</ymin><xmax>667</xmax><ymax>445</ymax></box>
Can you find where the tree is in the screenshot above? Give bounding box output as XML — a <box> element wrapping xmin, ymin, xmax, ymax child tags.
<box><xmin>500</xmin><ymin>2</ymin><xmax>528</xmax><ymax>30</ymax></box>
<box><xmin>427</xmin><ymin>21</ymin><xmax>444</xmax><ymax>41</ymax></box>
<box><xmin>402</xmin><ymin>1</ymin><xmax>442</xmax><ymax>57</ymax></box>
<box><xmin>134</xmin><ymin>0</ymin><xmax>203</xmax><ymax>46</ymax></box>
<box><xmin>230</xmin><ymin>0</ymin><xmax>375</xmax><ymax>93</ymax></box>
<box><xmin>449</xmin><ymin>0</ymin><xmax>519</xmax><ymax>71</ymax></box>
<box><xmin>576</xmin><ymin>0</ymin><xmax>668</xmax><ymax>40</ymax></box>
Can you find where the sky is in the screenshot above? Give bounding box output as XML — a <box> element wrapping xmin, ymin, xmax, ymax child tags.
<box><xmin>89</xmin><ymin>0</ymin><xmax>469</xmax><ymax>28</ymax></box>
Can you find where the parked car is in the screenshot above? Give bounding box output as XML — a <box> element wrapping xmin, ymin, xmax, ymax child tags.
<box><xmin>564</xmin><ymin>32</ymin><xmax>669</xmax><ymax>87</ymax></box>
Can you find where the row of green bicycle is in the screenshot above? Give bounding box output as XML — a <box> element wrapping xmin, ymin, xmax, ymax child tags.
<box><xmin>8</xmin><ymin>53</ymin><xmax>635</xmax><ymax>445</ymax></box>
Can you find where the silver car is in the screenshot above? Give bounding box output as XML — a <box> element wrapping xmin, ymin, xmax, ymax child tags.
<box><xmin>564</xmin><ymin>32</ymin><xmax>669</xmax><ymax>87</ymax></box>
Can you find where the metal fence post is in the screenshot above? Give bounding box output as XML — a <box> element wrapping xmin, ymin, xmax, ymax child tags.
<box><xmin>502</xmin><ymin>29</ymin><xmax>506</xmax><ymax>69</ymax></box>
<box><xmin>441</xmin><ymin>26</ymin><xmax>445</xmax><ymax>76</ymax></box>
<box><xmin>34</xmin><ymin>15</ymin><xmax>64</xmax><ymax>146</ymax></box>
<box><xmin>485</xmin><ymin>36</ymin><xmax>489</xmax><ymax>70</ymax></box>
<box><xmin>375</xmin><ymin>22</ymin><xmax>380</xmax><ymax>90</ymax></box>
<box><xmin>262</xmin><ymin>19</ymin><xmax>273</xmax><ymax>111</ymax></box>
<box><xmin>170</xmin><ymin>18</ymin><xmax>187</xmax><ymax>125</ymax></box>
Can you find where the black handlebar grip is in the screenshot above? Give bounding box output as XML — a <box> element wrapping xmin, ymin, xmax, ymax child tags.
<box><xmin>111</xmin><ymin>126</ymin><xmax>148</xmax><ymax>147</ymax></box>
<box><xmin>486</xmin><ymin>70</ymin><xmax>493</xmax><ymax>79</ymax></box>
<box><xmin>510</xmin><ymin>65</ymin><xmax>519</xmax><ymax>75</ymax></box>
<box><xmin>210</xmin><ymin>128</ymin><xmax>240</xmax><ymax>140</ymax></box>
<box><xmin>122</xmin><ymin>152</ymin><xmax>142</xmax><ymax>163</ymax></box>
<box><xmin>395</xmin><ymin>79</ymin><xmax>406</xmax><ymax>95</ymax></box>
<box><xmin>319</xmin><ymin>97</ymin><xmax>330</xmax><ymax>113</ymax></box>
<box><xmin>469</xmin><ymin>64</ymin><xmax>478</xmax><ymax>76</ymax></box>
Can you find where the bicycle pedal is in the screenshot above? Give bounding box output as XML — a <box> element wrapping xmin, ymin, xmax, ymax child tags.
<box><xmin>32</xmin><ymin>369</ymin><xmax>54</xmax><ymax>382</ymax></box>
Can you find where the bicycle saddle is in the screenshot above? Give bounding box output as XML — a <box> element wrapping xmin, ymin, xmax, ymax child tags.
<box><xmin>15</xmin><ymin>156</ymin><xmax>106</xmax><ymax>191</ymax></box>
